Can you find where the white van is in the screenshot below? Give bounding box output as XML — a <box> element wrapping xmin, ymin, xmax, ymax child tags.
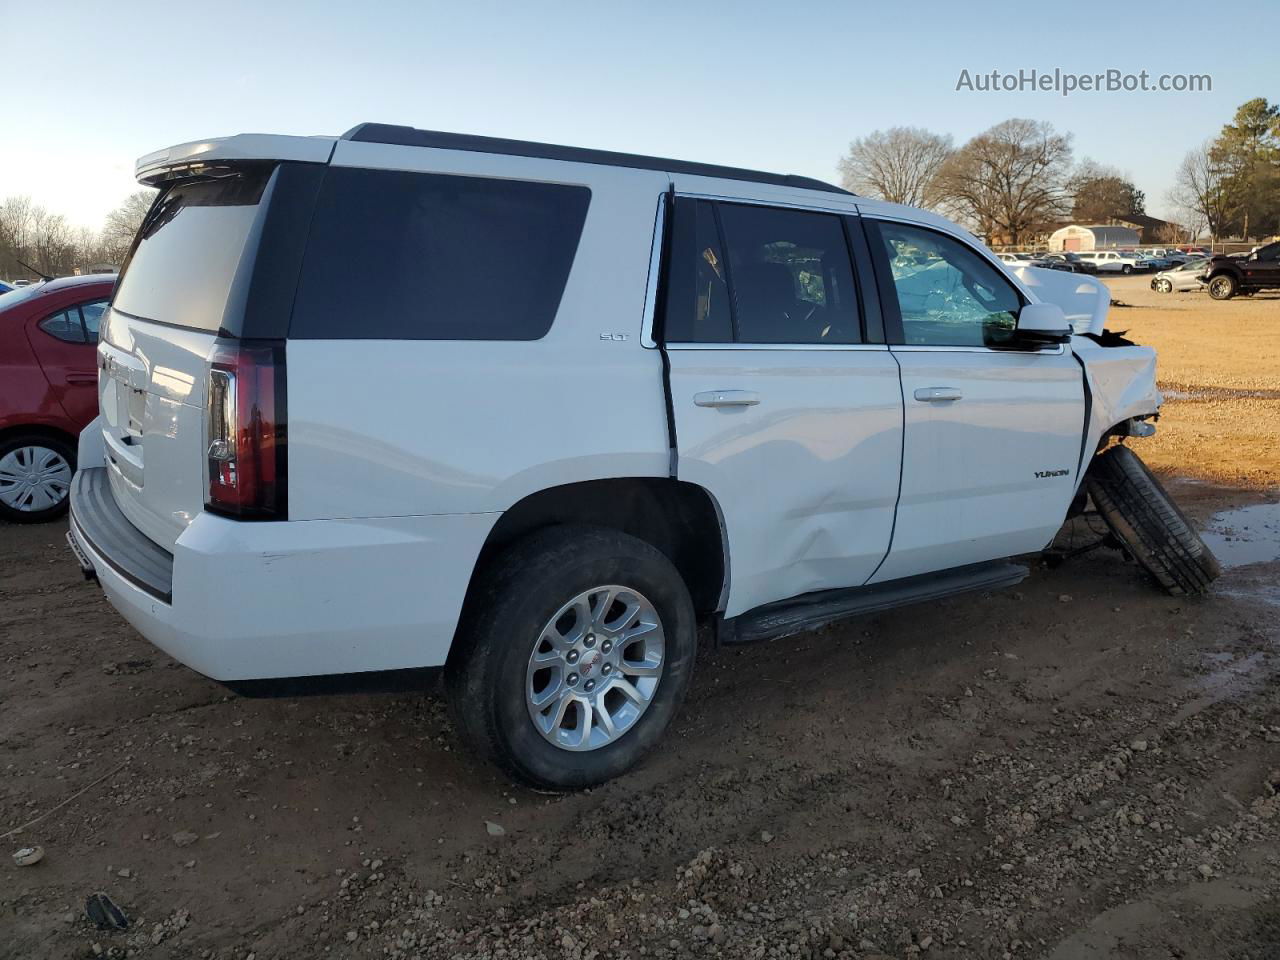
<box><xmin>66</xmin><ymin>124</ymin><xmax>1215</xmax><ymax>787</ymax></box>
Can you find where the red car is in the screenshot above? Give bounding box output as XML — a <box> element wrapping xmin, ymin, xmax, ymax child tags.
<box><xmin>0</xmin><ymin>275</ymin><xmax>116</xmax><ymax>522</ymax></box>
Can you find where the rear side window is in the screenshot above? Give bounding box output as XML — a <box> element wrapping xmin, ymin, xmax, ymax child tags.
<box><xmin>290</xmin><ymin>168</ymin><xmax>591</xmax><ymax>340</ymax></box>
<box><xmin>39</xmin><ymin>309</ymin><xmax>88</xmax><ymax>343</ymax></box>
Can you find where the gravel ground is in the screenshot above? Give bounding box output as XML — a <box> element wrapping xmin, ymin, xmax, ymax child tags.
<box><xmin>2</xmin><ymin>280</ymin><xmax>1278</xmax><ymax>960</ymax></box>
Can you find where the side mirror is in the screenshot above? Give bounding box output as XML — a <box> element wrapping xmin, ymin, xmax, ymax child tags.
<box><xmin>1016</xmin><ymin>302</ymin><xmax>1072</xmax><ymax>344</ymax></box>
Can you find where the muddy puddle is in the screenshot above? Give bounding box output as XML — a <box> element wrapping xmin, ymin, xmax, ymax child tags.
<box><xmin>1202</xmin><ymin>502</ymin><xmax>1280</xmax><ymax>568</ymax></box>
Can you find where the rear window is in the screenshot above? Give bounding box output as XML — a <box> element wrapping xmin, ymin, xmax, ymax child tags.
<box><xmin>113</xmin><ymin>170</ymin><xmax>271</xmax><ymax>333</ymax></box>
<box><xmin>289</xmin><ymin>168</ymin><xmax>591</xmax><ymax>340</ymax></box>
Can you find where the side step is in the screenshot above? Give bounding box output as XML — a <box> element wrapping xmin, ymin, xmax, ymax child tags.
<box><xmin>720</xmin><ymin>560</ymin><xmax>1029</xmax><ymax>645</ymax></box>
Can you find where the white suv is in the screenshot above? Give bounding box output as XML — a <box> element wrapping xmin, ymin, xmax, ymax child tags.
<box><xmin>67</xmin><ymin>125</ymin><xmax>1218</xmax><ymax>787</ymax></box>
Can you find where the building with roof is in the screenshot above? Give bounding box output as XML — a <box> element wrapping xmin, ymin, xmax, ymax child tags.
<box><xmin>1047</xmin><ymin>224</ymin><xmax>1141</xmax><ymax>252</ymax></box>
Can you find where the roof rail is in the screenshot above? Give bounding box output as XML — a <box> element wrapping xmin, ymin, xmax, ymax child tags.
<box><xmin>340</xmin><ymin>123</ymin><xmax>852</xmax><ymax>196</ymax></box>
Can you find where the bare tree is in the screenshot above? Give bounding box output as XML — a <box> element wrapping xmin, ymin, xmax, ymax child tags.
<box><xmin>1168</xmin><ymin>142</ymin><xmax>1234</xmax><ymax>242</ymax></box>
<box><xmin>933</xmin><ymin>119</ymin><xmax>1074</xmax><ymax>245</ymax></box>
<box><xmin>837</xmin><ymin>127</ymin><xmax>953</xmax><ymax>207</ymax></box>
<box><xmin>100</xmin><ymin>190</ymin><xmax>155</xmax><ymax>263</ymax></box>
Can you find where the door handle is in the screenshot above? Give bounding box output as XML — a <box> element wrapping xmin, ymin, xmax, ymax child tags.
<box><xmin>914</xmin><ymin>386</ymin><xmax>962</xmax><ymax>403</ymax></box>
<box><xmin>694</xmin><ymin>390</ymin><xmax>760</xmax><ymax>408</ymax></box>
<box><xmin>67</xmin><ymin>373</ymin><xmax>98</xmax><ymax>385</ymax></box>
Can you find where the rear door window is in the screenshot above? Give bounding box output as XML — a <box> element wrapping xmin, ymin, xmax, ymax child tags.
<box><xmin>718</xmin><ymin>203</ymin><xmax>861</xmax><ymax>344</ymax></box>
<box><xmin>290</xmin><ymin>168</ymin><xmax>591</xmax><ymax>340</ymax></box>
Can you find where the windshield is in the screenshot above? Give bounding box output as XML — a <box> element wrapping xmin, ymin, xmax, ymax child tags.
<box><xmin>113</xmin><ymin>167</ymin><xmax>272</xmax><ymax>332</ymax></box>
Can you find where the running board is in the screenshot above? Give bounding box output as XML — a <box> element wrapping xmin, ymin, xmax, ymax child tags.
<box><xmin>720</xmin><ymin>561</ymin><xmax>1029</xmax><ymax>645</ymax></box>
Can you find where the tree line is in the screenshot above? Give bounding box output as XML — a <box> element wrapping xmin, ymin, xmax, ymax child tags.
<box><xmin>0</xmin><ymin>190</ymin><xmax>154</xmax><ymax>282</ymax></box>
<box><xmin>837</xmin><ymin>97</ymin><xmax>1278</xmax><ymax>245</ymax></box>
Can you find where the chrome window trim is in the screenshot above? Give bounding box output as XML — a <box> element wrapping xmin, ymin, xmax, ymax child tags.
<box><xmin>676</xmin><ymin>190</ymin><xmax>860</xmax><ymax>217</ymax></box>
<box><xmin>639</xmin><ymin>193</ymin><xmax>667</xmax><ymax>349</ymax></box>
<box><xmin>890</xmin><ymin>343</ymin><xmax>1066</xmax><ymax>356</ymax></box>
<box><xmin>665</xmin><ymin>342</ymin><xmax>890</xmax><ymax>352</ymax></box>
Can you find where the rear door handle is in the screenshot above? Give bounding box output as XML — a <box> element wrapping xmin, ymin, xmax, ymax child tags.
<box><xmin>67</xmin><ymin>373</ymin><xmax>98</xmax><ymax>385</ymax></box>
<box><xmin>694</xmin><ymin>390</ymin><xmax>760</xmax><ymax>408</ymax></box>
<box><xmin>913</xmin><ymin>386</ymin><xmax>962</xmax><ymax>403</ymax></box>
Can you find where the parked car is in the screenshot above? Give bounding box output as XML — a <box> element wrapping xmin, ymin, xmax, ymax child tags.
<box><xmin>1150</xmin><ymin>258</ymin><xmax>1209</xmax><ymax>293</ymax></box>
<box><xmin>0</xmin><ymin>281</ymin><xmax>13</xmax><ymax>294</ymax></box>
<box><xmin>1076</xmin><ymin>251</ymin><xmax>1147</xmax><ymax>274</ymax></box>
<box><xmin>0</xmin><ymin>275</ymin><xmax>116</xmax><ymax>522</ymax></box>
<box><xmin>1038</xmin><ymin>253</ymin><xmax>1098</xmax><ymax>274</ymax></box>
<box><xmin>65</xmin><ymin>125</ymin><xmax>1217</xmax><ymax>788</ymax></box>
<box><xmin>1202</xmin><ymin>241</ymin><xmax>1280</xmax><ymax>299</ymax></box>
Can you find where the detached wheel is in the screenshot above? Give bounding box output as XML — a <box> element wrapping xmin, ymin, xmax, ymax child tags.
<box><xmin>1086</xmin><ymin>445</ymin><xmax>1220</xmax><ymax>596</ymax></box>
<box><xmin>446</xmin><ymin>525</ymin><xmax>696</xmax><ymax>789</ymax></box>
<box><xmin>0</xmin><ymin>435</ymin><xmax>75</xmax><ymax>523</ymax></box>
<box><xmin>1208</xmin><ymin>275</ymin><xmax>1237</xmax><ymax>300</ymax></box>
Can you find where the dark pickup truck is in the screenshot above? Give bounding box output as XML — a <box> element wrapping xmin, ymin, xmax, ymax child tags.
<box><xmin>1203</xmin><ymin>240</ymin><xmax>1280</xmax><ymax>299</ymax></box>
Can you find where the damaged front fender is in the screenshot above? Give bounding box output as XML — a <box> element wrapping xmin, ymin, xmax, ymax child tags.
<box><xmin>1072</xmin><ymin>335</ymin><xmax>1162</xmax><ymax>482</ymax></box>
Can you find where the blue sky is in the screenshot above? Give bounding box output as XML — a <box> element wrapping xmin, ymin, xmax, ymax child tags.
<box><xmin>2</xmin><ymin>0</ymin><xmax>1267</xmax><ymax>228</ymax></box>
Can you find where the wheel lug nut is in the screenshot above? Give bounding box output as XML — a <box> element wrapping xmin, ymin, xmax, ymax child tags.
<box><xmin>567</xmin><ymin>673</ymin><xmax>579</xmax><ymax>686</ymax></box>
<box><xmin>601</xmin><ymin>664</ymin><xmax>612</xmax><ymax>676</ymax></box>
<box><xmin>584</xmin><ymin>634</ymin><xmax>596</xmax><ymax>647</ymax></box>
<box><xmin>566</xmin><ymin>650</ymin><xmax>579</xmax><ymax>664</ymax></box>
<box><xmin>584</xmin><ymin>679</ymin><xmax>596</xmax><ymax>692</ymax></box>
<box><xmin>601</xmin><ymin>641</ymin><xmax>612</xmax><ymax>654</ymax></box>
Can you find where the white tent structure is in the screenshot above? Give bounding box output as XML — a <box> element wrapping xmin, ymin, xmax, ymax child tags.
<box><xmin>1048</xmin><ymin>224</ymin><xmax>1140</xmax><ymax>252</ymax></box>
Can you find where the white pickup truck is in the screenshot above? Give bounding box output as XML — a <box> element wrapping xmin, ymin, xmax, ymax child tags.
<box><xmin>66</xmin><ymin>125</ymin><xmax>1219</xmax><ymax>788</ymax></box>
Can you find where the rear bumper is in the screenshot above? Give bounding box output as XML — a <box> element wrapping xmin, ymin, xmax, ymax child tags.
<box><xmin>68</xmin><ymin>467</ymin><xmax>498</xmax><ymax>682</ymax></box>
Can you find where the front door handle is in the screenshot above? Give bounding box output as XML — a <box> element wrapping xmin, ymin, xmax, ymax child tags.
<box><xmin>694</xmin><ymin>390</ymin><xmax>761</xmax><ymax>408</ymax></box>
<box><xmin>67</xmin><ymin>373</ymin><xmax>98</xmax><ymax>385</ymax></box>
<box><xmin>914</xmin><ymin>386</ymin><xmax>962</xmax><ymax>403</ymax></box>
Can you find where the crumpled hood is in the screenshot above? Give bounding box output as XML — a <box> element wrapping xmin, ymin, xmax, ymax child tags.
<box><xmin>1008</xmin><ymin>265</ymin><xmax>1109</xmax><ymax>335</ymax></box>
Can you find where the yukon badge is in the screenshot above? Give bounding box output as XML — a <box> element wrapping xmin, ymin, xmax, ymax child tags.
<box><xmin>1035</xmin><ymin>469</ymin><xmax>1070</xmax><ymax>478</ymax></box>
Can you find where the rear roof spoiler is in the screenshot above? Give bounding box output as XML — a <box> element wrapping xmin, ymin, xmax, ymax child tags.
<box><xmin>135</xmin><ymin>134</ymin><xmax>336</xmax><ymax>185</ymax></box>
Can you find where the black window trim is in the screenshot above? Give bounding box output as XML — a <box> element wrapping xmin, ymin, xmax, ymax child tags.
<box><xmin>862</xmin><ymin>216</ymin><xmax>1050</xmax><ymax>352</ymax></box>
<box><xmin>660</xmin><ymin>194</ymin><xmax>878</xmax><ymax>350</ymax></box>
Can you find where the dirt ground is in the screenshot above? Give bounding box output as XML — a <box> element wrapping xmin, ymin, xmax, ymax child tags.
<box><xmin>2</xmin><ymin>277</ymin><xmax>1279</xmax><ymax>960</ymax></box>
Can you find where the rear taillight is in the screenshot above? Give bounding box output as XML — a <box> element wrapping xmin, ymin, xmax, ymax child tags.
<box><xmin>205</xmin><ymin>340</ymin><xmax>287</xmax><ymax>520</ymax></box>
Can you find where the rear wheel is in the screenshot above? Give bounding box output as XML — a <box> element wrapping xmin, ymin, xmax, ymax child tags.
<box><xmin>1122</xmin><ymin>264</ymin><xmax>1133</xmax><ymax>275</ymax></box>
<box><xmin>446</xmin><ymin>525</ymin><xmax>697</xmax><ymax>789</ymax></box>
<box><xmin>1086</xmin><ymin>445</ymin><xmax>1220</xmax><ymax>596</ymax></box>
<box><xmin>0</xmin><ymin>435</ymin><xmax>75</xmax><ymax>524</ymax></box>
<box><xmin>1208</xmin><ymin>274</ymin><xmax>1237</xmax><ymax>300</ymax></box>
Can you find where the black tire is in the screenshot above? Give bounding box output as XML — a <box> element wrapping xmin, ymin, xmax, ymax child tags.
<box><xmin>1122</xmin><ymin>264</ymin><xmax>1133</xmax><ymax>275</ymax></box>
<box><xmin>0</xmin><ymin>434</ymin><xmax>76</xmax><ymax>524</ymax></box>
<box><xmin>1086</xmin><ymin>445</ymin><xmax>1220</xmax><ymax>596</ymax></box>
<box><xmin>446</xmin><ymin>524</ymin><xmax>697</xmax><ymax>789</ymax></box>
<box><xmin>1207</xmin><ymin>274</ymin><xmax>1237</xmax><ymax>300</ymax></box>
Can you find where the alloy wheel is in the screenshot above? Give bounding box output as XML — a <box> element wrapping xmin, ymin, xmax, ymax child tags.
<box><xmin>525</xmin><ymin>584</ymin><xmax>665</xmax><ymax>751</ymax></box>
